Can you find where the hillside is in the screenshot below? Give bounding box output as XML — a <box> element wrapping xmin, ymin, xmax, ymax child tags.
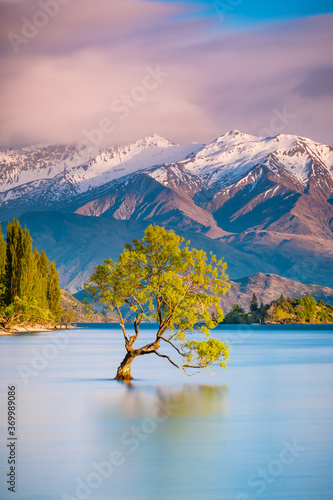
<box><xmin>60</xmin><ymin>290</ymin><xmax>116</xmax><ymax>323</ymax></box>
<box><xmin>224</xmin><ymin>273</ymin><xmax>333</xmax><ymax>312</ymax></box>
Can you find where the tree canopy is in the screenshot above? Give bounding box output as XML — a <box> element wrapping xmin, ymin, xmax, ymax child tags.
<box><xmin>85</xmin><ymin>225</ymin><xmax>230</xmax><ymax>380</ymax></box>
<box><xmin>223</xmin><ymin>292</ymin><xmax>333</xmax><ymax>324</ymax></box>
<box><xmin>0</xmin><ymin>220</ymin><xmax>62</xmax><ymax>331</ymax></box>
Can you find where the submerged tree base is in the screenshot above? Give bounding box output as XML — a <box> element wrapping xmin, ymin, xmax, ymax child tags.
<box><xmin>114</xmin><ymin>353</ymin><xmax>135</xmax><ymax>380</ymax></box>
<box><xmin>114</xmin><ymin>373</ymin><xmax>133</xmax><ymax>381</ymax></box>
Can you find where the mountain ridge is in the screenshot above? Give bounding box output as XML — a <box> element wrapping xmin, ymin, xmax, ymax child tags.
<box><xmin>1</xmin><ymin>130</ymin><xmax>333</xmax><ymax>293</ymax></box>
<box><xmin>1</xmin><ymin>130</ymin><xmax>332</xmax><ymax>224</ymax></box>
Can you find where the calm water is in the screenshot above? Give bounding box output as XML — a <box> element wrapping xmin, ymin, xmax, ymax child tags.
<box><xmin>0</xmin><ymin>324</ymin><xmax>333</xmax><ymax>500</ymax></box>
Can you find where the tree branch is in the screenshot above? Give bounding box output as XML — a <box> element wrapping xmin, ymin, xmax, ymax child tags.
<box><xmin>160</xmin><ymin>336</ymin><xmax>186</xmax><ymax>357</ymax></box>
<box><xmin>127</xmin><ymin>294</ymin><xmax>145</xmax><ymax>346</ymax></box>
<box><xmin>153</xmin><ymin>350</ymin><xmax>206</xmax><ymax>376</ymax></box>
<box><xmin>152</xmin><ymin>350</ymin><xmax>181</xmax><ymax>369</ymax></box>
<box><xmin>115</xmin><ymin>305</ymin><xmax>129</xmax><ymax>345</ymax></box>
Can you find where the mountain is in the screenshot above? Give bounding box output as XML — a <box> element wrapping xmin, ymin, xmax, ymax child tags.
<box><xmin>1</xmin><ymin>130</ymin><xmax>333</xmax><ymax>291</ymax></box>
<box><xmin>0</xmin><ymin>135</ymin><xmax>203</xmax><ymax>220</ymax></box>
<box><xmin>60</xmin><ymin>289</ymin><xmax>111</xmax><ymax>323</ymax></box>
<box><xmin>2</xmin><ymin>131</ymin><xmax>333</xmax><ymax>235</ymax></box>
<box><xmin>73</xmin><ymin>272</ymin><xmax>333</xmax><ymax>320</ymax></box>
<box><xmin>223</xmin><ymin>273</ymin><xmax>333</xmax><ymax>312</ymax></box>
<box><xmin>14</xmin><ymin>212</ymin><xmax>278</xmax><ymax>293</ymax></box>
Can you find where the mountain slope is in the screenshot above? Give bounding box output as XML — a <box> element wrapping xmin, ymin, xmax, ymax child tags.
<box><xmin>1</xmin><ymin>131</ymin><xmax>333</xmax><ymax>237</ymax></box>
<box><xmin>224</xmin><ymin>273</ymin><xmax>333</xmax><ymax>312</ymax></box>
<box><xmin>72</xmin><ymin>131</ymin><xmax>333</xmax><ymax>238</ymax></box>
<box><xmin>14</xmin><ymin>211</ymin><xmax>279</xmax><ymax>293</ymax></box>
<box><xmin>0</xmin><ymin>135</ymin><xmax>203</xmax><ymax>220</ymax></box>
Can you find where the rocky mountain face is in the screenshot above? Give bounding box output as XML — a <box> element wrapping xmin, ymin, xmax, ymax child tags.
<box><xmin>224</xmin><ymin>273</ymin><xmax>333</xmax><ymax>312</ymax></box>
<box><xmin>1</xmin><ymin>130</ymin><xmax>333</xmax><ymax>297</ymax></box>
<box><xmin>60</xmin><ymin>290</ymin><xmax>110</xmax><ymax>323</ymax></box>
<box><xmin>14</xmin><ymin>212</ymin><xmax>278</xmax><ymax>293</ymax></box>
<box><xmin>0</xmin><ymin>135</ymin><xmax>203</xmax><ymax>220</ymax></box>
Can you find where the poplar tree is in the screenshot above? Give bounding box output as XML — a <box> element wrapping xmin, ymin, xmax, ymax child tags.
<box><xmin>47</xmin><ymin>261</ymin><xmax>62</xmax><ymax>321</ymax></box>
<box><xmin>0</xmin><ymin>225</ymin><xmax>5</xmax><ymax>276</ymax></box>
<box><xmin>5</xmin><ymin>219</ymin><xmax>24</xmax><ymax>304</ymax></box>
<box><xmin>0</xmin><ymin>225</ymin><xmax>6</xmax><ymax>304</ymax></box>
<box><xmin>37</xmin><ymin>249</ymin><xmax>50</xmax><ymax>308</ymax></box>
<box><xmin>1</xmin><ymin>219</ymin><xmax>62</xmax><ymax>329</ymax></box>
<box><xmin>19</xmin><ymin>226</ymin><xmax>36</xmax><ymax>302</ymax></box>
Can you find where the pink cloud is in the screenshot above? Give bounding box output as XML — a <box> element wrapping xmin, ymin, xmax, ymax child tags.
<box><xmin>0</xmin><ymin>1</ymin><xmax>332</xmax><ymax>148</ymax></box>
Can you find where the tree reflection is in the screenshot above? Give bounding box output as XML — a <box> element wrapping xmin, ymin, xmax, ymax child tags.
<box><xmin>111</xmin><ymin>384</ymin><xmax>229</xmax><ymax>420</ymax></box>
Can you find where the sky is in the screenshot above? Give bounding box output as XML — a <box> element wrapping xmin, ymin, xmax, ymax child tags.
<box><xmin>0</xmin><ymin>0</ymin><xmax>332</xmax><ymax>148</ymax></box>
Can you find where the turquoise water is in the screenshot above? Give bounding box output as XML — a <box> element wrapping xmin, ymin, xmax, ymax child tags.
<box><xmin>0</xmin><ymin>324</ymin><xmax>333</xmax><ymax>500</ymax></box>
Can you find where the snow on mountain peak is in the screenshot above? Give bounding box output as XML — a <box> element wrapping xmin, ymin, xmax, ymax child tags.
<box><xmin>0</xmin><ymin>131</ymin><xmax>332</xmax><ymax>209</ymax></box>
<box><xmin>134</xmin><ymin>134</ymin><xmax>175</xmax><ymax>149</ymax></box>
<box><xmin>0</xmin><ymin>134</ymin><xmax>201</xmax><ymax>196</ymax></box>
<box><xmin>180</xmin><ymin>131</ymin><xmax>333</xmax><ymax>188</ymax></box>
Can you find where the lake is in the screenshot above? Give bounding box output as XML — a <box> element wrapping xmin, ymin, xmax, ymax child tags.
<box><xmin>0</xmin><ymin>324</ymin><xmax>333</xmax><ymax>500</ymax></box>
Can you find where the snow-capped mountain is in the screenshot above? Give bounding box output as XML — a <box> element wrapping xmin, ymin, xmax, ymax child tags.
<box><xmin>0</xmin><ymin>134</ymin><xmax>204</xmax><ymax>220</ymax></box>
<box><xmin>68</xmin><ymin>130</ymin><xmax>333</xmax><ymax>238</ymax></box>
<box><xmin>178</xmin><ymin>130</ymin><xmax>333</xmax><ymax>187</ymax></box>
<box><xmin>1</xmin><ymin>130</ymin><xmax>333</xmax><ymax>291</ymax></box>
<box><xmin>0</xmin><ymin>134</ymin><xmax>204</xmax><ymax>193</ymax></box>
<box><xmin>1</xmin><ymin>130</ymin><xmax>332</xmax><ymax>225</ymax></box>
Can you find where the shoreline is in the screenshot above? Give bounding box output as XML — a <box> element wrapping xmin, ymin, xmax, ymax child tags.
<box><xmin>0</xmin><ymin>324</ymin><xmax>73</xmax><ymax>336</ymax></box>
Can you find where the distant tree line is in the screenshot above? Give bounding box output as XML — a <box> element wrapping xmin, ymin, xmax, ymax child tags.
<box><xmin>0</xmin><ymin>219</ymin><xmax>62</xmax><ymax>330</ymax></box>
<box><xmin>223</xmin><ymin>292</ymin><xmax>333</xmax><ymax>324</ymax></box>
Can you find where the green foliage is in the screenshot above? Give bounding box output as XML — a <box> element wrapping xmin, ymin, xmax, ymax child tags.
<box><xmin>0</xmin><ymin>225</ymin><xmax>6</xmax><ymax>303</ymax></box>
<box><xmin>1</xmin><ymin>296</ymin><xmax>52</xmax><ymax>330</ymax></box>
<box><xmin>0</xmin><ymin>219</ymin><xmax>62</xmax><ymax>330</ymax></box>
<box><xmin>0</xmin><ymin>225</ymin><xmax>6</xmax><ymax>275</ymax></box>
<box><xmin>47</xmin><ymin>261</ymin><xmax>62</xmax><ymax>322</ymax></box>
<box><xmin>183</xmin><ymin>338</ymin><xmax>230</xmax><ymax>369</ymax></box>
<box><xmin>61</xmin><ymin>309</ymin><xmax>77</xmax><ymax>329</ymax></box>
<box><xmin>223</xmin><ymin>294</ymin><xmax>333</xmax><ymax>325</ymax></box>
<box><xmin>223</xmin><ymin>304</ymin><xmax>249</xmax><ymax>324</ymax></box>
<box><xmin>85</xmin><ymin>225</ymin><xmax>230</xmax><ymax>378</ymax></box>
<box><xmin>250</xmin><ymin>292</ymin><xmax>259</xmax><ymax>313</ymax></box>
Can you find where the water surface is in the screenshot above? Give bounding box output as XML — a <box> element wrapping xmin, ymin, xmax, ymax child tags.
<box><xmin>0</xmin><ymin>324</ymin><xmax>332</xmax><ymax>500</ymax></box>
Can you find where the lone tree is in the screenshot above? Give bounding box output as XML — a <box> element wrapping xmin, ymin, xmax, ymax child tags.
<box><xmin>85</xmin><ymin>225</ymin><xmax>230</xmax><ymax>381</ymax></box>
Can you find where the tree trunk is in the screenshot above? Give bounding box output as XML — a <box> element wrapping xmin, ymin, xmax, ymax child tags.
<box><xmin>115</xmin><ymin>351</ymin><xmax>135</xmax><ymax>381</ymax></box>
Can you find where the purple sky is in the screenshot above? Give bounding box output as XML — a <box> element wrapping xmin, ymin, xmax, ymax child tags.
<box><xmin>0</xmin><ymin>0</ymin><xmax>332</xmax><ymax>148</ymax></box>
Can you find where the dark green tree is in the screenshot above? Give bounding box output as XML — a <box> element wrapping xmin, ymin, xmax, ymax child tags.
<box><xmin>4</xmin><ymin>219</ymin><xmax>24</xmax><ymax>304</ymax></box>
<box><xmin>0</xmin><ymin>225</ymin><xmax>6</xmax><ymax>304</ymax></box>
<box><xmin>38</xmin><ymin>250</ymin><xmax>50</xmax><ymax>308</ymax></box>
<box><xmin>1</xmin><ymin>219</ymin><xmax>63</xmax><ymax>331</ymax></box>
<box><xmin>0</xmin><ymin>225</ymin><xmax>6</xmax><ymax>276</ymax></box>
<box><xmin>223</xmin><ymin>304</ymin><xmax>248</xmax><ymax>324</ymax></box>
<box><xmin>250</xmin><ymin>292</ymin><xmax>259</xmax><ymax>313</ymax></box>
<box><xmin>47</xmin><ymin>261</ymin><xmax>62</xmax><ymax>322</ymax></box>
<box><xmin>19</xmin><ymin>227</ymin><xmax>36</xmax><ymax>302</ymax></box>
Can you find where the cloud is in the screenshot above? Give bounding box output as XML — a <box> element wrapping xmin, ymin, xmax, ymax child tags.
<box><xmin>293</xmin><ymin>67</ymin><xmax>333</xmax><ymax>98</ymax></box>
<box><xmin>0</xmin><ymin>0</ymin><xmax>332</xmax><ymax>148</ymax></box>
